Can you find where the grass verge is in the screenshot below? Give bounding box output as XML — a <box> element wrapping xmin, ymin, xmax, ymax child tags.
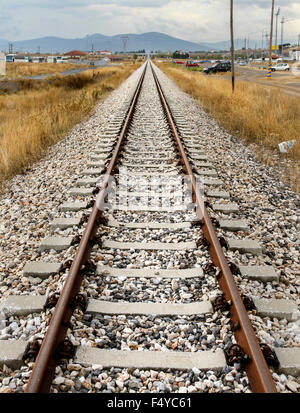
<box><xmin>156</xmin><ymin>62</ymin><xmax>299</xmax><ymax>192</ymax></box>
<box><xmin>0</xmin><ymin>63</ymin><xmax>141</xmax><ymax>189</ymax></box>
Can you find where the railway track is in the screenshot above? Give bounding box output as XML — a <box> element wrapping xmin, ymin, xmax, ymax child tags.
<box><xmin>0</xmin><ymin>61</ymin><xmax>299</xmax><ymax>394</ymax></box>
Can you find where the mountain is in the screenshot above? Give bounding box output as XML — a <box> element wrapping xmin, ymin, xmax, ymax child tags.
<box><xmin>1</xmin><ymin>32</ymin><xmax>211</xmax><ymax>54</ymax></box>
<box><xmin>200</xmin><ymin>41</ymin><xmax>231</xmax><ymax>51</ymax></box>
<box><xmin>0</xmin><ymin>39</ymin><xmax>9</xmax><ymax>51</ymax></box>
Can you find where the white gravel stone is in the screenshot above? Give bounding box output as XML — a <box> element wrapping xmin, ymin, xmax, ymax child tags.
<box><xmin>0</xmin><ymin>62</ymin><xmax>299</xmax><ymax>394</ymax></box>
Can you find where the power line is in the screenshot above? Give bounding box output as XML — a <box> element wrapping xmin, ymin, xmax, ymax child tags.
<box><xmin>280</xmin><ymin>17</ymin><xmax>295</xmax><ymax>55</ymax></box>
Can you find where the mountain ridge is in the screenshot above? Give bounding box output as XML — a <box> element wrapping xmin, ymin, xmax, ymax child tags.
<box><xmin>0</xmin><ymin>32</ymin><xmax>223</xmax><ymax>53</ymax></box>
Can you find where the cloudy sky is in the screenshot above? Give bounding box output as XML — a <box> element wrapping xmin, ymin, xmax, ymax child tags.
<box><xmin>0</xmin><ymin>0</ymin><xmax>299</xmax><ymax>44</ymax></box>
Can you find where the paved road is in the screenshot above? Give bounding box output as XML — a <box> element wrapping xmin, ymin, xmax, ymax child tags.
<box><xmin>229</xmin><ymin>66</ymin><xmax>300</xmax><ymax>98</ymax></box>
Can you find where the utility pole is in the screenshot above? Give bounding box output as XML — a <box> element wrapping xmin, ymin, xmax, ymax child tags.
<box><xmin>275</xmin><ymin>7</ymin><xmax>280</xmax><ymax>55</ymax></box>
<box><xmin>91</xmin><ymin>43</ymin><xmax>95</xmax><ymax>76</ymax></box>
<box><xmin>265</xmin><ymin>32</ymin><xmax>269</xmax><ymax>46</ymax></box>
<box><xmin>121</xmin><ymin>36</ymin><xmax>129</xmax><ymax>55</ymax></box>
<box><xmin>230</xmin><ymin>0</ymin><xmax>235</xmax><ymax>92</ymax></box>
<box><xmin>280</xmin><ymin>18</ymin><xmax>295</xmax><ymax>55</ymax></box>
<box><xmin>261</xmin><ymin>28</ymin><xmax>268</xmax><ymax>59</ymax></box>
<box><xmin>280</xmin><ymin>17</ymin><xmax>284</xmax><ymax>55</ymax></box>
<box><xmin>268</xmin><ymin>0</ymin><xmax>275</xmax><ymax>79</ymax></box>
<box><xmin>248</xmin><ymin>35</ymin><xmax>250</xmax><ymax>60</ymax></box>
<box><xmin>245</xmin><ymin>37</ymin><xmax>249</xmax><ymax>62</ymax></box>
<box><xmin>86</xmin><ymin>35</ymin><xmax>89</xmax><ymax>53</ymax></box>
<box><xmin>265</xmin><ymin>32</ymin><xmax>269</xmax><ymax>59</ymax></box>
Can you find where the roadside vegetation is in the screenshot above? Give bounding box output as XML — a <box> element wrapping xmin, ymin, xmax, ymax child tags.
<box><xmin>186</xmin><ymin>66</ymin><xmax>203</xmax><ymax>72</ymax></box>
<box><xmin>156</xmin><ymin>62</ymin><xmax>299</xmax><ymax>191</ymax></box>
<box><xmin>0</xmin><ymin>62</ymin><xmax>141</xmax><ymax>188</ymax></box>
<box><xmin>3</xmin><ymin>62</ymin><xmax>90</xmax><ymax>78</ymax></box>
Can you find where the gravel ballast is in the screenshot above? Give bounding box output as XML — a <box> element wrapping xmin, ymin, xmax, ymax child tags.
<box><xmin>0</xmin><ymin>62</ymin><xmax>299</xmax><ymax>393</ymax></box>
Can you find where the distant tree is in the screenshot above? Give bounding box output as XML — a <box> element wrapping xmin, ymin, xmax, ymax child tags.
<box><xmin>172</xmin><ymin>51</ymin><xmax>189</xmax><ymax>59</ymax></box>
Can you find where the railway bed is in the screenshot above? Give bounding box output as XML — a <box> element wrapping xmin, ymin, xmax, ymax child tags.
<box><xmin>0</xmin><ymin>61</ymin><xmax>299</xmax><ymax>394</ymax></box>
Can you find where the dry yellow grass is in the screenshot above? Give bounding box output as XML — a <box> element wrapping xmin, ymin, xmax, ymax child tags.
<box><xmin>157</xmin><ymin>62</ymin><xmax>299</xmax><ymax>190</ymax></box>
<box><xmin>0</xmin><ymin>62</ymin><xmax>141</xmax><ymax>188</ymax></box>
<box><xmin>4</xmin><ymin>62</ymin><xmax>90</xmax><ymax>78</ymax></box>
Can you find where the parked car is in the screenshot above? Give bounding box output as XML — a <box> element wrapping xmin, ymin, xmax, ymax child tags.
<box><xmin>271</xmin><ymin>63</ymin><xmax>290</xmax><ymax>71</ymax></box>
<box><xmin>186</xmin><ymin>60</ymin><xmax>199</xmax><ymax>67</ymax></box>
<box><xmin>203</xmin><ymin>61</ymin><xmax>231</xmax><ymax>74</ymax></box>
<box><xmin>174</xmin><ymin>61</ymin><xmax>184</xmax><ymax>65</ymax></box>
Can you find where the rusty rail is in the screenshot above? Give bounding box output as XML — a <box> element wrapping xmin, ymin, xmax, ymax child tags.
<box><xmin>25</xmin><ymin>63</ymin><xmax>148</xmax><ymax>393</ymax></box>
<box><xmin>150</xmin><ymin>62</ymin><xmax>277</xmax><ymax>393</ymax></box>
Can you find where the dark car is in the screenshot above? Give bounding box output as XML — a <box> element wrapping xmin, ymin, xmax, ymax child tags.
<box><xmin>203</xmin><ymin>62</ymin><xmax>231</xmax><ymax>74</ymax></box>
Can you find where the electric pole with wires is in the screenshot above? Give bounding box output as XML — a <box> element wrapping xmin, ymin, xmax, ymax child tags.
<box><xmin>230</xmin><ymin>0</ymin><xmax>235</xmax><ymax>92</ymax></box>
<box><xmin>121</xmin><ymin>36</ymin><xmax>129</xmax><ymax>55</ymax></box>
<box><xmin>267</xmin><ymin>0</ymin><xmax>275</xmax><ymax>79</ymax></box>
<box><xmin>275</xmin><ymin>7</ymin><xmax>280</xmax><ymax>56</ymax></box>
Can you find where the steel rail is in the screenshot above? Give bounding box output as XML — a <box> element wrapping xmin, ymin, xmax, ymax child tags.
<box><xmin>150</xmin><ymin>62</ymin><xmax>277</xmax><ymax>393</ymax></box>
<box><xmin>25</xmin><ymin>63</ymin><xmax>148</xmax><ymax>393</ymax></box>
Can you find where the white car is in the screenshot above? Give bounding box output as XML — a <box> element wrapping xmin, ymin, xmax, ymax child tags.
<box><xmin>271</xmin><ymin>63</ymin><xmax>290</xmax><ymax>71</ymax></box>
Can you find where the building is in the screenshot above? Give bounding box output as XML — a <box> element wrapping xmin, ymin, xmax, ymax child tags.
<box><xmin>290</xmin><ymin>50</ymin><xmax>300</xmax><ymax>61</ymax></box>
<box><xmin>56</xmin><ymin>56</ymin><xmax>69</xmax><ymax>63</ymax></box>
<box><xmin>5</xmin><ymin>54</ymin><xmax>15</xmax><ymax>62</ymax></box>
<box><xmin>64</xmin><ymin>50</ymin><xmax>88</xmax><ymax>59</ymax></box>
<box><xmin>47</xmin><ymin>56</ymin><xmax>61</xmax><ymax>63</ymax></box>
<box><xmin>32</xmin><ymin>56</ymin><xmax>46</xmax><ymax>63</ymax></box>
<box><xmin>94</xmin><ymin>50</ymin><xmax>112</xmax><ymax>56</ymax></box>
<box><xmin>108</xmin><ymin>55</ymin><xmax>124</xmax><ymax>62</ymax></box>
<box><xmin>14</xmin><ymin>55</ymin><xmax>27</xmax><ymax>62</ymax></box>
<box><xmin>5</xmin><ymin>54</ymin><xmax>32</xmax><ymax>63</ymax></box>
